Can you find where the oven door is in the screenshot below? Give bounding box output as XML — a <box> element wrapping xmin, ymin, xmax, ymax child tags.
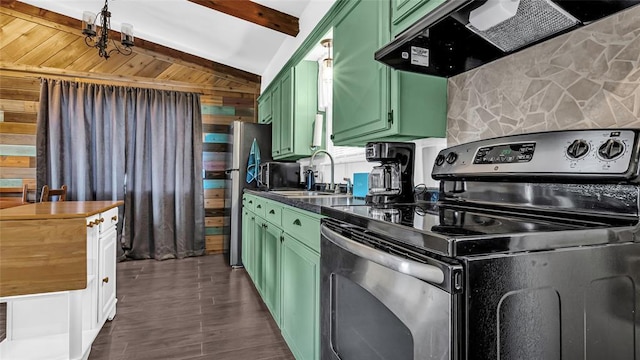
<box><xmin>320</xmin><ymin>221</ymin><xmax>463</xmax><ymax>360</ymax></box>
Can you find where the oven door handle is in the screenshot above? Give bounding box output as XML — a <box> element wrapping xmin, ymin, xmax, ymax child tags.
<box><xmin>321</xmin><ymin>224</ymin><xmax>445</xmax><ymax>285</ymax></box>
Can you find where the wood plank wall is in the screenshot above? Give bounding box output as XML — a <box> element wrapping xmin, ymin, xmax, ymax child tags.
<box><xmin>0</xmin><ymin>73</ymin><xmax>257</xmax><ymax>254</ymax></box>
<box><xmin>0</xmin><ymin>7</ymin><xmax>261</xmax><ymax>255</ymax></box>
<box><xmin>0</xmin><ymin>75</ymin><xmax>37</xmax><ymax>189</ymax></box>
<box><xmin>201</xmin><ymin>95</ymin><xmax>256</xmax><ymax>253</ymax></box>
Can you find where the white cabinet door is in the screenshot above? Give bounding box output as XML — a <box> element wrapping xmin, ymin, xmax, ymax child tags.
<box><xmin>98</xmin><ymin>224</ymin><xmax>117</xmax><ymax>323</ymax></box>
<box><xmin>86</xmin><ymin>214</ymin><xmax>100</xmax><ymax>329</ymax></box>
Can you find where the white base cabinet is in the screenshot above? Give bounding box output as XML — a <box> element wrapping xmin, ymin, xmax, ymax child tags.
<box><xmin>0</xmin><ymin>207</ymin><xmax>119</xmax><ymax>360</ymax></box>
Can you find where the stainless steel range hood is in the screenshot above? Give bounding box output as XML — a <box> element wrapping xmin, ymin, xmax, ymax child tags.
<box><xmin>375</xmin><ymin>0</ymin><xmax>640</xmax><ymax>78</ymax></box>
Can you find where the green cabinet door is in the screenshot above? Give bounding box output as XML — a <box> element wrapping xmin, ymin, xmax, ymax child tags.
<box><xmin>280</xmin><ymin>233</ymin><xmax>320</xmax><ymax>360</ymax></box>
<box><xmin>279</xmin><ymin>69</ymin><xmax>294</xmax><ymax>158</ymax></box>
<box><xmin>252</xmin><ymin>215</ymin><xmax>266</xmax><ymax>295</ymax></box>
<box><xmin>391</xmin><ymin>0</ymin><xmax>446</xmax><ymax>37</ymax></box>
<box><xmin>242</xmin><ymin>209</ymin><xmax>253</xmax><ymax>276</ymax></box>
<box><xmin>258</xmin><ymin>90</ymin><xmax>273</xmax><ymax>124</ymax></box>
<box><xmin>275</xmin><ymin>61</ymin><xmax>319</xmax><ymax>160</ymax></box>
<box><xmin>263</xmin><ymin>221</ymin><xmax>282</xmax><ymax>324</ymax></box>
<box><xmin>332</xmin><ymin>0</ymin><xmax>391</xmax><ymax>145</ymax></box>
<box><xmin>332</xmin><ymin>0</ymin><xmax>447</xmax><ymax>146</ymax></box>
<box><xmin>271</xmin><ymin>82</ymin><xmax>282</xmax><ymax>157</ymax></box>
<box><xmin>351</xmin><ymin>70</ymin><xmax>447</xmax><ymax>145</ymax></box>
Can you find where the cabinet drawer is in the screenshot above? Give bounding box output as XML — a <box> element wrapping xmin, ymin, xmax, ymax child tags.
<box><xmin>253</xmin><ymin>197</ymin><xmax>267</xmax><ymax>218</ymax></box>
<box><xmin>282</xmin><ymin>208</ymin><xmax>320</xmax><ymax>253</ymax></box>
<box><xmin>100</xmin><ymin>207</ymin><xmax>119</xmax><ymax>232</ymax></box>
<box><xmin>264</xmin><ymin>201</ymin><xmax>282</xmax><ymax>226</ymax></box>
<box><xmin>245</xmin><ymin>195</ymin><xmax>257</xmax><ymax>212</ymax></box>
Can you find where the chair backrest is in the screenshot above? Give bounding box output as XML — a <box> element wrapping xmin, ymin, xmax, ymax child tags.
<box><xmin>40</xmin><ymin>185</ymin><xmax>67</xmax><ymax>202</ymax></box>
<box><xmin>22</xmin><ymin>184</ymin><xmax>39</xmax><ymax>203</ymax></box>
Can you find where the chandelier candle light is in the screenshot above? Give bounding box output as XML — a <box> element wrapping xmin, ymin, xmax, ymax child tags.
<box><xmin>320</xmin><ymin>38</ymin><xmax>332</xmax><ymax>81</ymax></box>
<box><xmin>82</xmin><ymin>0</ymin><xmax>134</xmax><ymax>59</ymax></box>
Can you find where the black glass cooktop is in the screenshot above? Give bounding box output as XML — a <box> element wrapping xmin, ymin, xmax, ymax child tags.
<box><xmin>326</xmin><ymin>202</ymin><xmax>609</xmax><ymax>238</ymax></box>
<box><xmin>321</xmin><ymin>198</ymin><xmax>632</xmax><ymax>256</ymax></box>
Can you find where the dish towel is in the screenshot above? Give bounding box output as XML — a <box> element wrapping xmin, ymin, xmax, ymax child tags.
<box><xmin>246</xmin><ymin>138</ymin><xmax>261</xmax><ymax>183</ymax></box>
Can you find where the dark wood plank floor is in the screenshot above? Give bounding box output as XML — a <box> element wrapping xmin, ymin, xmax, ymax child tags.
<box><xmin>89</xmin><ymin>254</ymin><xmax>294</xmax><ymax>360</ymax></box>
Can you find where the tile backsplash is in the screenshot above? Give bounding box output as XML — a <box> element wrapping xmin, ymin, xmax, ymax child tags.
<box><xmin>447</xmin><ymin>5</ymin><xmax>640</xmax><ymax>145</ymax></box>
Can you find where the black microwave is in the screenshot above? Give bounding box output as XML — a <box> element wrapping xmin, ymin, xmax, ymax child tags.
<box><xmin>258</xmin><ymin>162</ymin><xmax>301</xmax><ymax>190</ymax></box>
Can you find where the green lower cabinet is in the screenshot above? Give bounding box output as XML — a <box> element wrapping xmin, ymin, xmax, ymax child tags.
<box><xmin>280</xmin><ymin>233</ymin><xmax>320</xmax><ymax>360</ymax></box>
<box><xmin>262</xmin><ymin>221</ymin><xmax>282</xmax><ymax>324</ymax></box>
<box><xmin>242</xmin><ymin>197</ymin><xmax>321</xmax><ymax>360</ymax></box>
<box><xmin>241</xmin><ymin>209</ymin><xmax>253</xmax><ymax>277</ymax></box>
<box><xmin>252</xmin><ymin>215</ymin><xmax>266</xmax><ymax>295</ymax></box>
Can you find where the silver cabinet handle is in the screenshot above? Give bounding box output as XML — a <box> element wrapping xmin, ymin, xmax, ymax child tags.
<box><xmin>321</xmin><ymin>224</ymin><xmax>445</xmax><ymax>284</ymax></box>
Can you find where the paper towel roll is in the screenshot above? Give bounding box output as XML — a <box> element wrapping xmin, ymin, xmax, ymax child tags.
<box><xmin>312</xmin><ymin>114</ymin><xmax>323</xmax><ymax>147</ymax></box>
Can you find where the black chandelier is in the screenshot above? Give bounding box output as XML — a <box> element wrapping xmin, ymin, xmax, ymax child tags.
<box><xmin>82</xmin><ymin>0</ymin><xmax>134</xmax><ymax>59</ymax></box>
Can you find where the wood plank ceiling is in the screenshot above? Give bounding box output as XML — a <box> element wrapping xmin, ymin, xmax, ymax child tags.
<box><xmin>0</xmin><ymin>1</ymin><xmax>262</xmax><ymax>94</ymax></box>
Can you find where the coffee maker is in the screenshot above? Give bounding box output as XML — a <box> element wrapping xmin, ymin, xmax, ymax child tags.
<box><xmin>365</xmin><ymin>142</ymin><xmax>415</xmax><ymax>204</ymax></box>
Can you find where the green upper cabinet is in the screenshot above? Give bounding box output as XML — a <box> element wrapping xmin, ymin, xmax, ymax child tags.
<box><xmin>332</xmin><ymin>0</ymin><xmax>447</xmax><ymax>146</ymax></box>
<box><xmin>271</xmin><ymin>61</ymin><xmax>319</xmax><ymax>160</ymax></box>
<box><xmin>333</xmin><ymin>0</ymin><xmax>390</xmax><ymax>145</ymax></box>
<box><xmin>279</xmin><ymin>69</ymin><xmax>294</xmax><ymax>158</ymax></box>
<box><xmin>391</xmin><ymin>0</ymin><xmax>446</xmax><ymax>37</ymax></box>
<box><xmin>271</xmin><ymin>82</ymin><xmax>282</xmax><ymax>157</ymax></box>
<box><xmin>258</xmin><ymin>90</ymin><xmax>272</xmax><ymax>124</ymax></box>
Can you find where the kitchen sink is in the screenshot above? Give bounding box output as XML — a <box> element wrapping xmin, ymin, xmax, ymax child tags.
<box><xmin>269</xmin><ymin>190</ymin><xmax>351</xmax><ymax>198</ymax></box>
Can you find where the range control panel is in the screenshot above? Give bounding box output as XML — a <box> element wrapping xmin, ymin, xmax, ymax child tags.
<box><xmin>473</xmin><ymin>143</ymin><xmax>536</xmax><ymax>164</ymax></box>
<box><xmin>432</xmin><ymin>129</ymin><xmax>639</xmax><ymax>179</ymax></box>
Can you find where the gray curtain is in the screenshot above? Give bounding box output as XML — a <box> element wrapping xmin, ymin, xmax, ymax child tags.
<box><xmin>36</xmin><ymin>79</ymin><xmax>205</xmax><ymax>260</ymax></box>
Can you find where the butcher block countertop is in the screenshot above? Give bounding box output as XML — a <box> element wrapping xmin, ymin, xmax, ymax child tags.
<box><xmin>0</xmin><ymin>201</ymin><xmax>123</xmax><ymax>297</ymax></box>
<box><xmin>0</xmin><ymin>201</ymin><xmax>123</xmax><ymax>220</ymax></box>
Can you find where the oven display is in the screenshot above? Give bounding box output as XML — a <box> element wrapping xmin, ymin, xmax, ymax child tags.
<box><xmin>473</xmin><ymin>143</ymin><xmax>536</xmax><ymax>164</ymax></box>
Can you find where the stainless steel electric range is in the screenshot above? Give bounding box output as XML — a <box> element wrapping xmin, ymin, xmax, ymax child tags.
<box><xmin>320</xmin><ymin>129</ymin><xmax>640</xmax><ymax>360</ymax></box>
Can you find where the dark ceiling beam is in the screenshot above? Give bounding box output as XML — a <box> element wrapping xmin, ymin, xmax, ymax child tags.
<box><xmin>187</xmin><ymin>0</ymin><xmax>299</xmax><ymax>37</ymax></box>
<box><xmin>0</xmin><ymin>0</ymin><xmax>261</xmax><ymax>84</ymax></box>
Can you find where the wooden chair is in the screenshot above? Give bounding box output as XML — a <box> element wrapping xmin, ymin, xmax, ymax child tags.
<box><xmin>40</xmin><ymin>185</ymin><xmax>67</xmax><ymax>202</ymax></box>
<box><xmin>21</xmin><ymin>184</ymin><xmax>39</xmax><ymax>204</ymax></box>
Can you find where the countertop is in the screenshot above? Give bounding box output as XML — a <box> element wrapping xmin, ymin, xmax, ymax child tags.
<box><xmin>0</xmin><ymin>201</ymin><xmax>124</xmax><ymax>220</ymax></box>
<box><xmin>244</xmin><ymin>189</ymin><xmax>366</xmax><ymax>214</ymax></box>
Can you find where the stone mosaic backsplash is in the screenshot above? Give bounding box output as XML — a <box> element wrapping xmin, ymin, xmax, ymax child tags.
<box><xmin>447</xmin><ymin>5</ymin><xmax>640</xmax><ymax>145</ymax></box>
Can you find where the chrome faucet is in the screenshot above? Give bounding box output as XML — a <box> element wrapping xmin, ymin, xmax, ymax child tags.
<box><xmin>310</xmin><ymin>149</ymin><xmax>336</xmax><ymax>192</ymax></box>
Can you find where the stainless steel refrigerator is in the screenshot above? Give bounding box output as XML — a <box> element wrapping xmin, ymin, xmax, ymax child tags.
<box><xmin>224</xmin><ymin>121</ymin><xmax>272</xmax><ymax>267</ymax></box>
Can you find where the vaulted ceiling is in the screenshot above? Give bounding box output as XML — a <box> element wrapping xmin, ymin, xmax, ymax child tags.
<box><xmin>0</xmin><ymin>5</ymin><xmax>255</xmax><ymax>94</ymax></box>
<box><xmin>4</xmin><ymin>0</ymin><xmax>329</xmax><ymax>78</ymax></box>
